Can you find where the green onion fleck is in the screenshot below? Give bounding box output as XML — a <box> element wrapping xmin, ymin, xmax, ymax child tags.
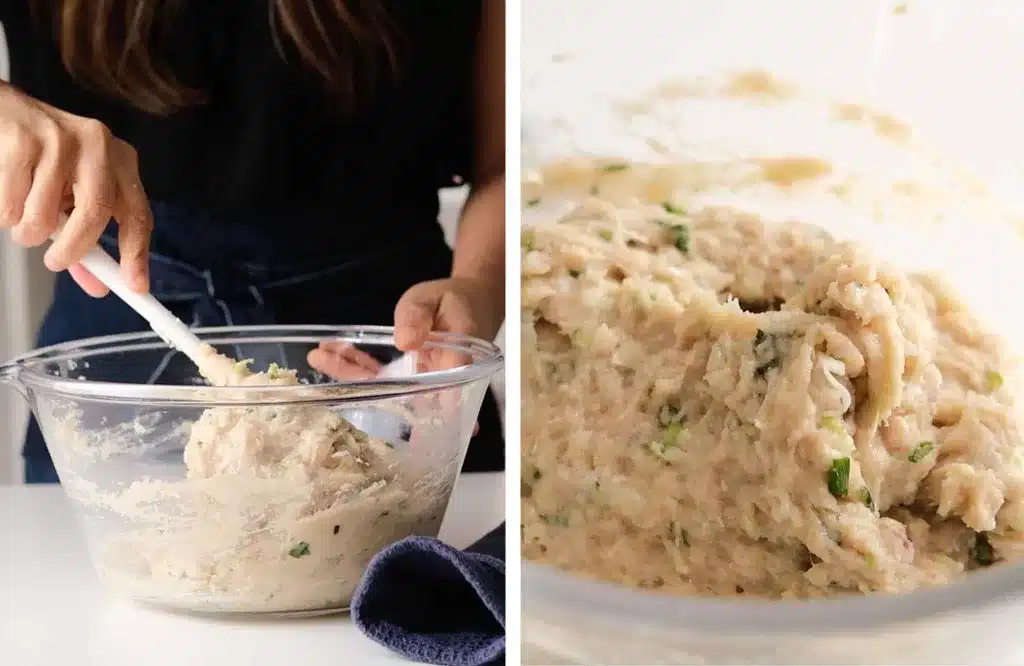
<box><xmin>908</xmin><ymin>441</ymin><xmax>934</xmax><ymax>463</ymax></box>
<box><xmin>827</xmin><ymin>457</ymin><xmax>851</xmax><ymax>498</ymax></box>
<box><xmin>657</xmin><ymin>404</ymin><xmax>682</xmax><ymax>426</ymax></box>
<box><xmin>986</xmin><ymin>370</ymin><xmax>1005</xmax><ymax>392</ymax></box>
<box><xmin>522</xmin><ymin>230</ymin><xmax>536</xmax><ymax>251</ymax></box>
<box><xmin>267</xmin><ymin>362</ymin><xmax>281</xmax><ymax>380</ymax></box>
<box><xmin>857</xmin><ymin>487</ymin><xmax>874</xmax><ymax>510</ymax></box>
<box><xmin>288</xmin><ymin>541</ymin><xmax>311</xmax><ymax>558</ymax></box>
<box><xmin>820</xmin><ymin>416</ymin><xmax>845</xmax><ymax>435</ymax></box>
<box><xmin>527</xmin><ymin>197</ymin><xmax>542</xmax><ymax>207</ymax></box>
<box><xmin>663</xmin><ymin>422</ymin><xmax>685</xmax><ymax>446</ymax></box>
<box><xmin>569</xmin><ymin>269</ymin><xmax>581</xmax><ymax>278</ymax></box>
<box><xmin>601</xmin><ymin>163</ymin><xmax>629</xmax><ymax>173</ymax></box>
<box><xmin>649</xmin><ymin>422</ymin><xmax>687</xmax><ymax>459</ymax></box>
<box><xmin>662</xmin><ymin>201</ymin><xmax>686</xmax><ymax>215</ymax></box>
<box><xmin>598</xmin><ymin>229</ymin><xmax>614</xmax><ymax>242</ymax></box>
<box><xmin>972</xmin><ymin>533</ymin><xmax>995</xmax><ymax>566</ymax></box>
<box><xmin>753</xmin><ymin>330</ymin><xmax>783</xmax><ymax>378</ymax></box>
<box><xmin>670</xmin><ymin>522</ymin><xmax>690</xmax><ymax>547</ymax></box>
<box><xmin>542</xmin><ymin>514</ymin><xmax>569</xmax><ymax>527</ymax></box>
<box><xmin>668</xmin><ymin>224</ymin><xmax>690</xmax><ymax>254</ymax></box>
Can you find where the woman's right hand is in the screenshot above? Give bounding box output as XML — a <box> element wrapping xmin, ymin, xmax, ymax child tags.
<box><xmin>0</xmin><ymin>83</ymin><xmax>152</xmax><ymax>296</ymax></box>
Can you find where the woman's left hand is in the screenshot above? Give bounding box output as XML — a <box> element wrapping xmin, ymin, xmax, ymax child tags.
<box><xmin>307</xmin><ymin>277</ymin><xmax>501</xmax><ymax>437</ymax></box>
<box><xmin>392</xmin><ymin>277</ymin><xmax>503</xmax><ymax>351</ymax></box>
<box><xmin>306</xmin><ymin>276</ymin><xmax>502</xmax><ymax>380</ymax></box>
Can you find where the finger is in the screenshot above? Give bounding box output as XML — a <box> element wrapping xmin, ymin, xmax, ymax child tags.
<box><xmin>307</xmin><ymin>348</ymin><xmax>376</xmax><ymax>381</ymax></box>
<box><xmin>111</xmin><ymin>140</ymin><xmax>152</xmax><ymax>293</ymax></box>
<box><xmin>318</xmin><ymin>339</ymin><xmax>348</xmax><ymax>354</ymax></box>
<box><xmin>44</xmin><ymin>120</ymin><xmax>115</xmax><ymax>271</ymax></box>
<box><xmin>421</xmin><ymin>345</ymin><xmax>470</xmax><ymax>373</ymax></box>
<box><xmin>317</xmin><ymin>342</ymin><xmax>382</xmax><ymax>373</ymax></box>
<box><xmin>68</xmin><ymin>263</ymin><xmax>110</xmax><ymax>298</ymax></box>
<box><xmin>14</xmin><ymin>119</ymin><xmax>71</xmax><ymax>247</ymax></box>
<box><xmin>415</xmin><ymin>350</ymin><xmax>432</xmax><ymax>375</ymax></box>
<box><xmin>317</xmin><ymin>341</ymin><xmax>383</xmax><ymax>372</ymax></box>
<box><xmin>0</xmin><ymin>121</ymin><xmax>41</xmax><ymax>231</ymax></box>
<box><xmin>394</xmin><ymin>281</ymin><xmax>443</xmax><ymax>351</ymax></box>
<box><xmin>440</xmin><ymin>286</ymin><xmax>481</xmax><ymax>333</ymax></box>
<box><xmin>433</xmin><ymin>292</ymin><xmax>477</xmax><ymax>371</ymax></box>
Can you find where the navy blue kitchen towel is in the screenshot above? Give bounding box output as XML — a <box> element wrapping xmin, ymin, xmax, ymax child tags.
<box><xmin>351</xmin><ymin>523</ymin><xmax>505</xmax><ymax>666</ymax></box>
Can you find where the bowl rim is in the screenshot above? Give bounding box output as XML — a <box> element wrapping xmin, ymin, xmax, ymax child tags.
<box><xmin>1</xmin><ymin>324</ymin><xmax>503</xmax><ymax>406</ymax></box>
<box><xmin>523</xmin><ymin>558</ymin><xmax>1024</xmax><ymax>634</ymax></box>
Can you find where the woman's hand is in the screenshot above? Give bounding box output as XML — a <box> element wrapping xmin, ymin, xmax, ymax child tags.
<box><xmin>0</xmin><ymin>83</ymin><xmax>153</xmax><ymax>296</ymax></box>
<box><xmin>307</xmin><ymin>276</ymin><xmax>502</xmax><ymax>379</ymax></box>
<box><xmin>307</xmin><ymin>340</ymin><xmax>385</xmax><ymax>380</ymax></box>
<box><xmin>307</xmin><ymin>277</ymin><xmax>500</xmax><ymax>436</ymax></box>
<box><xmin>393</xmin><ymin>277</ymin><xmax>503</xmax><ymax>351</ymax></box>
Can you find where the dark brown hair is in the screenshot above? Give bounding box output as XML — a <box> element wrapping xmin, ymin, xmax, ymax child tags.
<box><xmin>31</xmin><ymin>0</ymin><xmax>399</xmax><ymax>115</ymax></box>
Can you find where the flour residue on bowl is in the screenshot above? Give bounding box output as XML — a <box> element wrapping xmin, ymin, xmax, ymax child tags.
<box><xmin>614</xmin><ymin>70</ymin><xmax>799</xmax><ymax>118</ymax></box>
<box><xmin>830</xmin><ymin>102</ymin><xmax>914</xmax><ymax>145</ymax></box>
<box><xmin>526</xmin><ymin>69</ymin><xmax>1018</xmax><ymax>242</ymax></box>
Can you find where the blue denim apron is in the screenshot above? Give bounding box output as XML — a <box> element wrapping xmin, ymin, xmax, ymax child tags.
<box><xmin>22</xmin><ymin>202</ymin><xmax>504</xmax><ymax>482</ymax></box>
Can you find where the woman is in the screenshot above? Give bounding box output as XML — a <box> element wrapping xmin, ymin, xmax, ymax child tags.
<box><xmin>0</xmin><ymin>1</ymin><xmax>506</xmax><ymax>483</ymax></box>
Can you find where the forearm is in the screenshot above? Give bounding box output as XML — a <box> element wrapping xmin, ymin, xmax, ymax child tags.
<box><xmin>451</xmin><ymin>174</ymin><xmax>505</xmax><ymax>300</ymax></box>
<box><xmin>452</xmin><ymin>0</ymin><xmax>504</xmax><ymax>302</ymax></box>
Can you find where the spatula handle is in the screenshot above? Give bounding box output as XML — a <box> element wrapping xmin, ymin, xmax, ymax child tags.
<box><xmin>51</xmin><ymin>216</ymin><xmax>205</xmax><ymax>362</ymax></box>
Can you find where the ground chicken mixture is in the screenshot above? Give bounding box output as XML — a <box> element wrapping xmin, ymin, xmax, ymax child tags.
<box><xmin>90</xmin><ymin>352</ymin><xmax>448</xmax><ymax>613</ymax></box>
<box><xmin>521</xmin><ymin>194</ymin><xmax>1024</xmax><ymax>598</ymax></box>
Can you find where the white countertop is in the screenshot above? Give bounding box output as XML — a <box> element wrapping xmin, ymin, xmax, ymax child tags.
<box><xmin>1</xmin><ymin>472</ymin><xmax>505</xmax><ymax>666</ymax></box>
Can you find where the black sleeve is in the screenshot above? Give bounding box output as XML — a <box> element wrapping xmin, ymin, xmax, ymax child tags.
<box><xmin>1</xmin><ymin>2</ymin><xmax>55</xmax><ymax>99</ymax></box>
<box><xmin>0</xmin><ymin>0</ymin><xmax>22</xmax><ymax>20</ymax></box>
<box><xmin>1</xmin><ymin>1</ymin><xmax>33</xmax><ymax>84</ymax></box>
<box><xmin>430</xmin><ymin>0</ymin><xmax>481</xmax><ymax>189</ymax></box>
<box><xmin>0</xmin><ymin>1</ymin><xmax>31</xmax><ymax>39</ymax></box>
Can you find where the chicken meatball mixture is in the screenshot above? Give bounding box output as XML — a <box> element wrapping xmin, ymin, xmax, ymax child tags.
<box><xmin>95</xmin><ymin>356</ymin><xmax>449</xmax><ymax>613</ymax></box>
<box><xmin>522</xmin><ymin>195</ymin><xmax>1024</xmax><ymax>598</ymax></box>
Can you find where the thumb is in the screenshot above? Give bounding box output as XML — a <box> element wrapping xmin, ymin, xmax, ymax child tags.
<box><xmin>394</xmin><ymin>280</ymin><xmax>444</xmax><ymax>351</ymax></box>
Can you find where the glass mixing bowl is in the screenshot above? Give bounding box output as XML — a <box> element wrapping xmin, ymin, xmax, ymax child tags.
<box><xmin>0</xmin><ymin>325</ymin><xmax>502</xmax><ymax>616</ymax></box>
<box><xmin>523</xmin><ymin>1</ymin><xmax>1024</xmax><ymax>663</ymax></box>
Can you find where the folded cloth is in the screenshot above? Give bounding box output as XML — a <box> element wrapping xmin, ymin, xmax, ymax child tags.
<box><xmin>351</xmin><ymin>523</ymin><xmax>506</xmax><ymax>666</ymax></box>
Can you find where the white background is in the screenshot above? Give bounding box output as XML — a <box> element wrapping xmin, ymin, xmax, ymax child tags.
<box><xmin>523</xmin><ymin>0</ymin><xmax>1024</xmax><ymax>189</ymax></box>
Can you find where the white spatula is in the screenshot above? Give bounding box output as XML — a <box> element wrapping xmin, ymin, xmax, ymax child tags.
<box><xmin>51</xmin><ymin>215</ymin><xmax>414</xmax><ymax>382</ymax></box>
<box><xmin>50</xmin><ymin>214</ymin><xmax>206</xmax><ymax>366</ymax></box>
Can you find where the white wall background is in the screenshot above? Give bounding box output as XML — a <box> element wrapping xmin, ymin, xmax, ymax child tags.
<box><xmin>0</xmin><ymin>24</ymin><xmax>504</xmax><ymax>484</ymax></box>
<box><xmin>524</xmin><ymin>0</ymin><xmax>1024</xmax><ymax>196</ymax></box>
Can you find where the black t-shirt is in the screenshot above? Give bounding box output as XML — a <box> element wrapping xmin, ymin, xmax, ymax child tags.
<box><xmin>0</xmin><ymin>1</ymin><xmax>479</xmax><ymax>255</ymax></box>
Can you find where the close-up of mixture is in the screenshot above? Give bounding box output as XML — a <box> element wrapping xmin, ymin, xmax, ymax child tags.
<box><xmin>521</xmin><ymin>183</ymin><xmax>1024</xmax><ymax>599</ymax></box>
<box><xmin>71</xmin><ymin>346</ymin><xmax>451</xmax><ymax>614</ymax></box>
